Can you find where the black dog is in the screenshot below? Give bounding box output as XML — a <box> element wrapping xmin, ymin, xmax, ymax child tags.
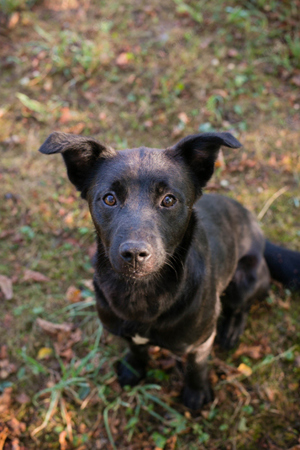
<box><xmin>39</xmin><ymin>131</ymin><xmax>300</xmax><ymax>410</ymax></box>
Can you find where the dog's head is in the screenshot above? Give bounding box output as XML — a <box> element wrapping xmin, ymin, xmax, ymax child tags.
<box><xmin>39</xmin><ymin>132</ymin><xmax>241</xmax><ymax>280</ymax></box>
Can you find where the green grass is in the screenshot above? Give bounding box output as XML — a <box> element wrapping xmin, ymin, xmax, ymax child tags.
<box><xmin>0</xmin><ymin>0</ymin><xmax>299</xmax><ymax>448</ymax></box>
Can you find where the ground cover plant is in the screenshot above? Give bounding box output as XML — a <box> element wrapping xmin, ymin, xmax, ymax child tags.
<box><xmin>0</xmin><ymin>0</ymin><xmax>300</xmax><ymax>448</ymax></box>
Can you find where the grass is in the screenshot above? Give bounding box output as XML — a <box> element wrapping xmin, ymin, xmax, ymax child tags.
<box><xmin>0</xmin><ymin>0</ymin><xmax>300</xmax><ymax>448</ymax></box>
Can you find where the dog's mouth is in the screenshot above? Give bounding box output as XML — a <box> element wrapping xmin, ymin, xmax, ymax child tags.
<box><xmin>118</xmin><ymin>268</ymin><xmax>156</xmax><ymax>280</ymax></box>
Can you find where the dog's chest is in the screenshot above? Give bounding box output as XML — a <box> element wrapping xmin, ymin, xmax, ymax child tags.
<box><xmin>131</xmin><ymin>334</ymin><xmax>149</xmax><ymax>345</ymax></box>
<box><xmin>119</xmin><ymin>322</ymin><xmax>189</xmax><ymax>354</ymax></box>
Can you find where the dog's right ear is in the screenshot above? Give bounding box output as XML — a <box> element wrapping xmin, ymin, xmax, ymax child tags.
<box><xmin>39</xmin><ymin>132</ymin><xmax>116</xmax><ymax>198</ymax></box>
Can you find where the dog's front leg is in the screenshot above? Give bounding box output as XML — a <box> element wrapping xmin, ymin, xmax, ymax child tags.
<box><xmin>182</xmin><ymin>331</ymin><xmax>215</xmax><ymax>410</ymax></box>
<box><xmin>117</xmin><ymin>341</ymin><xmax>149</xmax><ymax>388</ymax></box>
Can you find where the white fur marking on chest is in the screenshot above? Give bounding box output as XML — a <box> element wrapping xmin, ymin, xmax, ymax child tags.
<box><xmin>132</xmin><ymin>334</ymin><xmax>149</xmax><ymax>345</ymax></box>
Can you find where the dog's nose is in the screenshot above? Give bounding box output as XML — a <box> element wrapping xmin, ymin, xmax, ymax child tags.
<box><xmin>119</xmin><ymin>241</ymin><xmax>151</xmax><ymax>264</ymax></box>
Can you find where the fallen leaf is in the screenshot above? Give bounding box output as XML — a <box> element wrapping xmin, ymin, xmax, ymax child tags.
<box><xmin>264</xmin><ymin>386</ymin><xmax>276</xmax><ymax>401</ymax></box>
<box><xmin>178</xmin><ymin>112</ymin><xmax>189</xmax><ymax>124</ymax></box>
<box><xmin>0</xmin><ymin>230</ymin><xmax>14</xmax><ymax>239</ymax></box>
<box><xmin>36</xmin><ymin>318</ymin><xmax>73</xmax><ymax>336</ymax></box>
<box><xmin>291</xmin><ymin>75</ymin><xmax>300</xmax><ymax>87</ymax></box>
<box><xmin>99</xmin><ymin>112</ymin><xmax>107</xmax><ymax>121</ymax></box>
<box><xmin>212</xmin><ymin>89</ymin><xmax>228</xmax><ymax>98</ymax></box>
<box><xmin>0</xmin><ymin>346</ymin><xmax>8</xmax><ymax>359</ymax></box>
<box><xmin>0</xmin><ymin>359</ymin><xmax>17</xmax><ymax>379</ymax></box>
<box><xmin>81</xmin><ymin>279</ymin><xmax>94</xmax><ymax>291</ymax></box>
<box><xmin>165</xmin><ymin>435</ymin><xmax>177</xmax><ymax>450</ymax></box>
<box><xmin>66</xmin><ymin>122</ymin><xmax>85</xmax><ymax>134</ymax></box>
<box><xmin>199</xmin><ymin>37</ymin><xmax>213</xmax><ymax>49</ymax></box>
<box><xmin>23</xmin><ymin>270</ymin><xmax>50</xmax><ymax>283</ymax></box>
<box><xmin>59</xmin><ymin>107</ymin><xmax>72</xmax><ymax>124</ymax></box>
<box><xmin>0</xmin><ymin>275</ymin><xmax>13</xmax><ymax>300</ymax></box>
<box><xmin>11</xmin><ymin>437</ymin><xmax>21</xmax><ymax>450</ymax></box>
<box><xmin>233</xmin><ymin>343</ymin><xmax>263</xmax><ymax>360</ymax></box>
<box><xmin>8</xmin><ymin>12</ymin><xmax>20</xmax><ymax>29</ymax></box>
<box><xmin>228</xmin><ymin>48</ymin><xmax>238</xmax><ymax>57</ymax></box>
<box><xmin>0</xmin><ymin>387</ymin><xmax>12</xmax><ymax>414</ymax></box>
<box><xmin>116</xmin><ymin>52</ymin><xmax>130</xmax><ymax>66</ymax></box>
<box><xmin>59</xmin><ymin>430</ymin><xmax>68</xmax><ymax>450</ymax></box>
<box><xmin>66</xmin><ymin>286</ymin><xmax>82</xmax><ymax>303</ymax></box>
<box><xmin>58</xmin><ymin>348</ymin><xmax>74</xmax><ymax>361</ymax></box>
<box><xmin>237</xmin><ymin>363</ymin><xmax>252</xmax><ymax>377</ymax></box>
<box><xmin>7</xmin><ymin>418</ymin><xmax>26</xmax><ymax>436</ymax></box>
<box><xmin>16</xmin><ymin>393</ymin><xmax>30</xmax><ymax>404</ymax></box>
<box><xmin>159</xmin><ymin>358</ymin><xmax>176</xmax><ymax>370</ymax></box>
<box><xmin>0</xmin><ymin>425</ymin><xmax>9</xmax><ymax>449</ymax></box>
<box><xmin>3</xmin><ymin>313</ymin><xmax>13</xmax><ymax>329</ymax></box>
<box><xmin>37</xmin><ymin>347</ymin><xmax>53</xmax><ymax>360</ymax></box>
<box><xmin>64</xmin><ymin>212</ymin><xmax>74</xmax><ymax>225</ymax></box>
<box><xmin>215</xmin><ymin>149</ymin><xmax>225</xmax><ymax>169</ymax></box>
<box><xmin>144</xmin><ymin>120</ymin><xmax>153</xmax><ymax>128</ymax></box>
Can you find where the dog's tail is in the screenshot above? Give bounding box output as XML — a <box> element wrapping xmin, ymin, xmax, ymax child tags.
<box><xmin>264</xmin><ymin>240</ymin><xmax>300</xmax><ymax>290</ymax></box>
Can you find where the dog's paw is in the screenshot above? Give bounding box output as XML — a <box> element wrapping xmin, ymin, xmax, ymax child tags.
<box><xmin>217</xmin><ymin>313</ymin><xmax>246</xmax><ymax>349</ymax></box>
<box><xmin>117</xmin><ymin>357</ymin><xmax>146</xmax><ymax>388</ymax></box>
<box><xmin>218</xmin><ymin>326</ymin><xmax>241</xmax><ymax>349</ymax></box>
<box><xmin>182</xmin><ymin>384</ymin><xmax>214</xmax><ymax>411</ymax></box>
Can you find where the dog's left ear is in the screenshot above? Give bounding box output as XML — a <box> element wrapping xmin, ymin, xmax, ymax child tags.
<box><xmin>167</xmin><ymin>132</ymin><xmax>242</xmax><ymax>193</ymax></box>
<box><xmin>39</xmin><ymin>132</ymin><xmax>116</xmax><ymax>198</ymax></box>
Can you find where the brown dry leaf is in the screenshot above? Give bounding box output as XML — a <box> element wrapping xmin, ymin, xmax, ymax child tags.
<box><xmin>3</xmin><ymin>313</ymin><xmax>13</xmax><ymax>329</ymax></box>
<box><xmin>215</xmin><ymin>149</ymin><xmax>225</xmax><ymax>169</ymax></box>
<box><xmin>0</xmin><ymin>346</ymin><xmax>8</xmax><ymax>360</ymax></box>
<box><xmin>144</xmin><ymin>120</ymin><xmax>153</xmax><ymax>128</ymax></box>
<box><xmin>116</xmin><ymin>52</ymin><xmax>130</xmax><ymax>66</ymax></box>
<box><xmin>53</xmin><ymin>328</ymin><xmax>82</xmax><ymax>359</ymax></box>
<box><xmin>59</xmin><ymin>430</ymin><xmax>68</xmax><ymax>450</ymax></box>
<box><xmin>291</xmin><ymin>75</ymin><xmax>300</xmax><ymax>87</ymax></box>
<box><xmin>81</xmin><ymin>279</ymin><xmax>94</xmax><ymax>291</ymax></box>
<box><xmin>8</xmin><ymin>12</ymin><xmax>20</xmax><ymax>29</ymax></box>
<box><xmin>16</xmin><ymin>393</ymin><xmax>30</xmax><ymax>404</ymax></box>
<box><xmin>7</xmin><ymin>418</ymin><xmax>26</xmax><ymax>436</ymax></box>
<box><xmin>199</xmin><ymin>37</ymin><xmax>213</xmax><ymax>49</ymax></box>
<box><xmin>88</xmin><ymin>243</ymin><xmax>97</xmax><ymax>259</ymax></box>
<box><xmin>165</xmin><ymin>435</ymin><xmax>177</xmax><ymax>450</ymax></box>
<box><xmin>59</xmin><ymin>107</ymin><xmax>72</xmax><ymax>124</ymax></box>
<box><xmin>0</xmin><ymin>387</ymin><xmax>12</xmax><ymax>414</ymax></box>
<box><xmin>44</xmin><ymin>0</ymin><xmax>79</xmax><ymax>11</ymax></box>
<box><xmin>172</xmin><ymin>125</ymin><xmax>183</xmax><ymax>138</ymax></box>
<box><xmin>212</xmin><ymin>89</ymin><xmax>228</xmax><ymax>98</ymax></box>
<box><xmin>233</xmin><ymin>343</ymin><xmax>263</xmax><ymax>360</ymax></box>
<box><xmin>0</xmin><ymin>425</ymin><xmax>9</xmax><ymax>449</ymax></box>
<box><xmin>66</xmin><ymin>286</ymin><xmax>82</xmax><ymax>303</ymax></box>
<box><xmin>264</xmin><ymin>386</ymin><xmax>276</xmax><ymax>402</ymax></box>
<box><xmin>64</xmin><ymin>212</ymin><xmax>74</xmax><ymax>225</ymax></box>
<box><xmin>23</xmin><ymin>270</ymin><xmax>50</xmax><ymax>283</ymax></box>
<box><xmin>36</xmin><ymin>318</ymin><xmax>73</xmax><ymax>336</ymax></box>
<box><xmin>178</xmin><ymin>112</ymin><xmax>189</xmax><ymax>124</ymax></box>
<box><xmin>228</xmin><ymin>48</ymin><xmax>238</xmax><ymax>57</ymax></box>
<box><xmin>159</xmin><ymin>358</ymin><xmax>176</xmax><ymax>370</ymax></box>
<box><xmin>0</xmin><ymin>230</ymin><xmax>14</xmax><ymax>239</ymax></box>
<box><xmin>58</xmin><ymin>348</ymin><xmax>74</xmax><ymax>361</ymax></box>
<box><xmin>11</xmin><ymin>437</ymin><xmax>21</xmax><ymax>450</ymax></box>
<box><xmin>0</xmin><ymin>359</ymin><xmax>17</xmax><ymax>379</ymax></box>
<box><xmin>0</xmin><ymin>275</ymin><xmax>13</xmax><ymax>300</ymax></box>
<box><xmin>66</xmin><ymin>122</ymin><xmax>85</xmax><ymax>134</ymax></box>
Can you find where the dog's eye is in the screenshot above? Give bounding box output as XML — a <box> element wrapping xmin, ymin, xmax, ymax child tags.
<box><xmin>161</xmin><ymin>195</ymin><xmax>176</xmax><ymax>208</ymax></box>
<box><xmin>103</xmin><ymin>193</ymin><xmax>117</xmax><ymax>206</ymax></box>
